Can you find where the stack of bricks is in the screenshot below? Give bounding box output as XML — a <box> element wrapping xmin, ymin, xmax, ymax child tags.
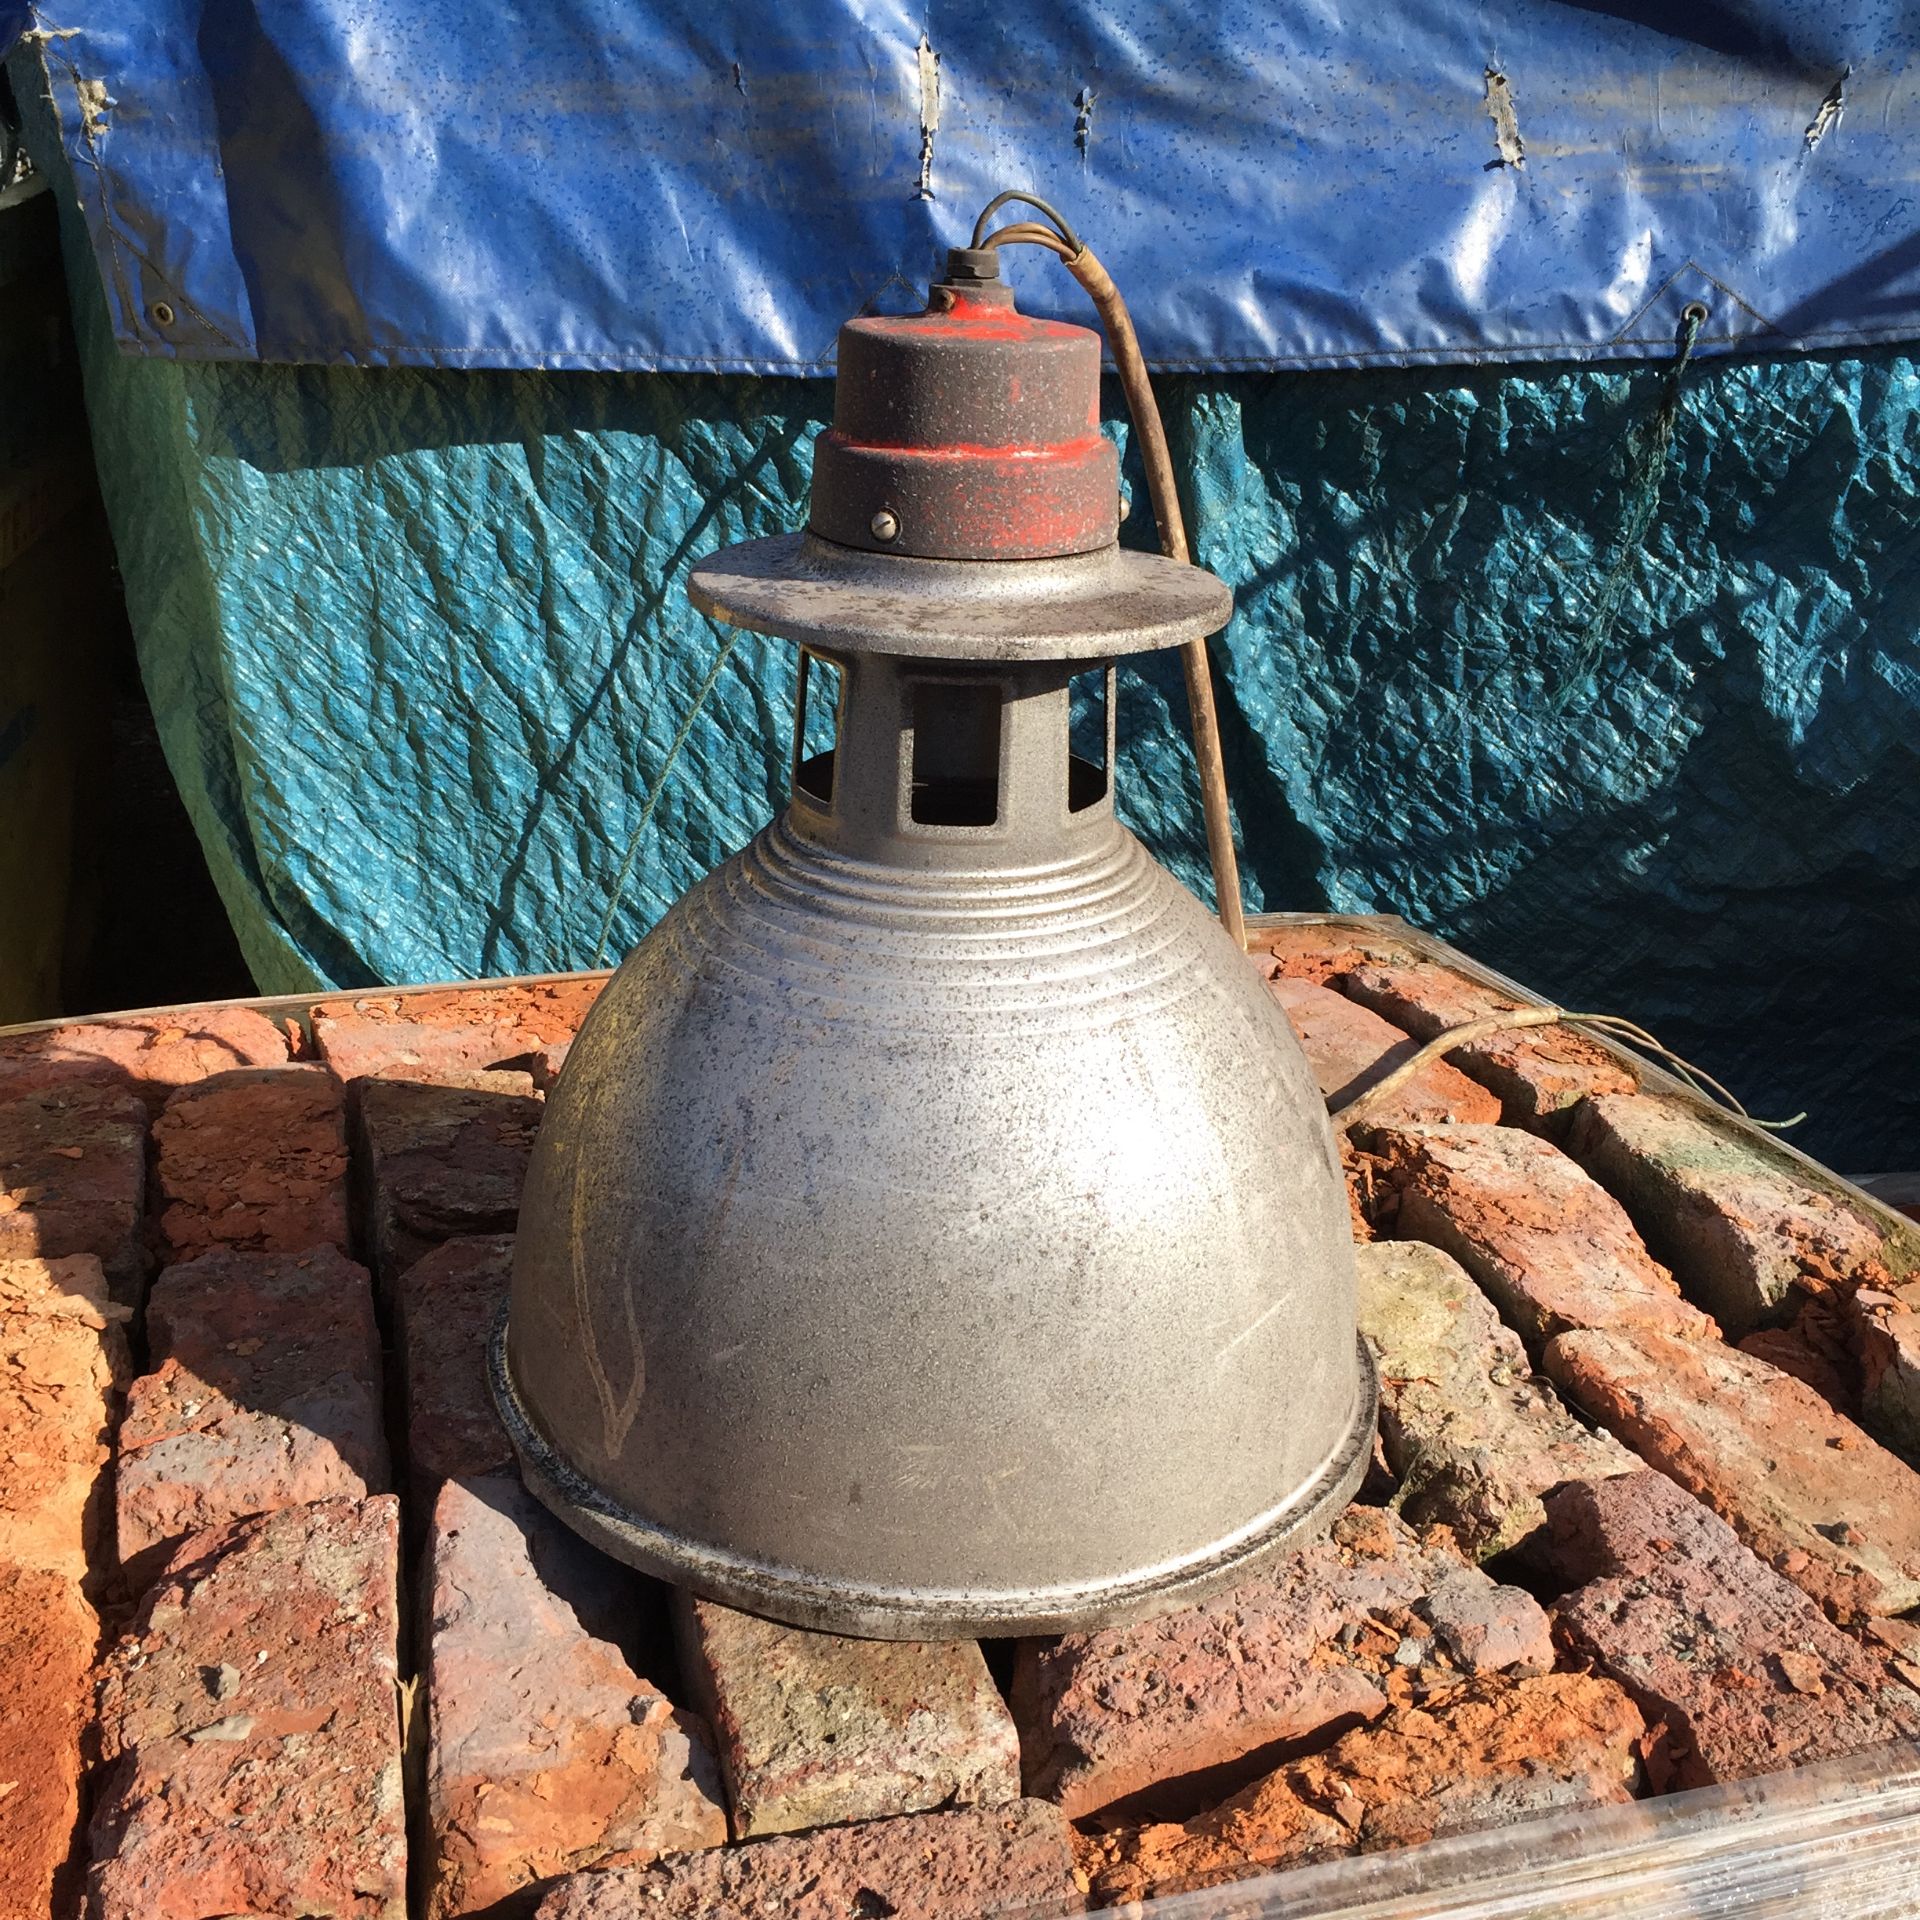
<box><xmin>4</xmin><ymin>923</ymin><xmax>1920</xmax><ymax>1919</ymax></box>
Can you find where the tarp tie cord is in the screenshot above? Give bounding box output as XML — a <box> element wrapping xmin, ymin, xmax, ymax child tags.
<box><xmin>592</xmin><ymin>627</ymin><xmax>743</xmax><ymax>967</ymax></box>
<box><xmin>1555</xmin><ymin>302</ymin><xmax>1708</xmax><ymax>706</ymax></box>
<box><xmin>1327</xmin><ymin>1003</ymin><xmax>1805</xmax><ymax>1133</ymax></box>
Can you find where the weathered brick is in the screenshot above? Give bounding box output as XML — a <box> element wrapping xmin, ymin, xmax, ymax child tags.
<box><xmin>1267</xmin><ymin>976</ymin><xmax>1500</xmax><ymax>1126</ymax></box>
<box><xmin>425</xmin><ymin>1478</ymin><xmax>726</xmax><ymax>1919</ymax></box>
<box><xmin>151</xmin><ymin>1065</ymin><xmax>351</xmax><ymax>1261</ymax></box>
<box><xmin>1543</xmin><ymin>1471</ymin><xmax>1920</xmax><ymax>1789</ymax></box>
<box><xmin>0</xmin><ymin>1254</ymin><xmax>128</xmax><ymax>1585</ymax></box>
<box><xmin>1355</xmin><ymin>1242</ymin><xmax>1637</xmax><ymax>1561</ymax></box>
<box><xmin>1737</xmin><ymin>1292</ymin><xmax>1859</xmax><ymax>1413</ymax></box>
<box><xmin>1252</xmin><ymin>921</ymin><xmax>1419</xmax><ymax>986</ymax></box>
<box><xmin>400</xmin><ymin>1236</ymin><xmax>515</xmax><ymax>1504</ymax></box>
<box><xmin>1546</xmin><ymin>1328</ymin><xmax>1920</xmax><ymax>1620</ymax></box>
<box><xmin>88</xmin><ymin>1496</ymin><xmax>406</xmax><ymax>1920</ymax></box>
<box><xmin>355</xmin><ymin>1077</ymin><xmax>543</xmax><ymax>1297</ymax></box>
<box><xmin>1341</xmin><ymin>961</ymin><xmax>1636</xmax><ymax>1131</ymax></box>
<box><xmin>533</xmin><ymin>1802</ymin><xmax>1083</xmax><ymax>1920</ymax></box>
<box><xmin>0</xmin><ymin>1006</ymin><xmax>288</xmax><ymax>1112</ymax></box>
<box><xmin>1012</xmin><ymin>1506</ymin><xmax>1552</xmax><ymax>1820</ymax></box>
<box><xmin>116</xmin><ymin>1247</ymin><xmax>388</xmax><ymax>1582</ymax></box>
<box><xmin>1076</xmin><ymin>1673</ymin><xmax>1643</xmax><ymax>1905</ymax></box>
<box><xmin>314</xmin><ymin>980</ymin><xmax>602</xmax><ymax>1087</ymax></box>
<box><xmin>0</xmin><ymin>1082</ymin><xmax>147</xmax><ymax>1301</ymax></box>
<box><xmin>1363</xmin><ymin>1123</ymin><xmax>1716</xmax><ymax>1346</ymax></box>
<box><xmin>676</xmin><ymin>1594</ymin><xmax>1019</xmax><ymax>1838</ymax></box>
<box><xmin>1849</xmin><ymin>1284</ymin><xmax>1920</xmax><ymax>1459</ymax></box>
<box><xmin>1566</xmin><ymin>1092</ymin><xmax>1910</xmax><ymax>1337</ymax></box>
<box><xmin>0</xmin><ymin>1566</ymin><xmax>95</xmax><ymax>1920</ymax></box>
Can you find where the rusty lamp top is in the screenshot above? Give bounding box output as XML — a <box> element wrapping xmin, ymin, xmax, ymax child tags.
<box><xmin>810</xmin><ymin>264</ymin><xmax>1118</xmax><ymax>563</ymax></box>
<box><xmin>689</xmin><ymin>254</ymin><xmax>1231</xmax><ymax>661</ymax></box>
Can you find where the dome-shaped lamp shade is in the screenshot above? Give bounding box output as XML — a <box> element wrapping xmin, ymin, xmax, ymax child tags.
<box><xmin>492</xmin><ymin>271</ymin><xmax>1374</xmax><ymax>1638</ymax></box>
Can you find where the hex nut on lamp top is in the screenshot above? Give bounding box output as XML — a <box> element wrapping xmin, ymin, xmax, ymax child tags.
<box><xmin>492</xmin><ymin>233</ymin><xmax>1375</xmax><ymax>1639</ymax></box>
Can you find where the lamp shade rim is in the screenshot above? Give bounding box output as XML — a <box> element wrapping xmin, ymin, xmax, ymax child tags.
<box><xmin>491</xmin><ymin>1306</ymin><xmax>1377</xmax><ymax>1641</ymax></box>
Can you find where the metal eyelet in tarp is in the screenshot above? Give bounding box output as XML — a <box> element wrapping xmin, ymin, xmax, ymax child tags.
<box><xmin>0</xmin><ymin>1</ymin><xmax>1912</xmax><ymax>373</ymax></box>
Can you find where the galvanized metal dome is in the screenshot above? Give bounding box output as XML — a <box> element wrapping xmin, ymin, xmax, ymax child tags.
<box><xmin>493</xmin><ymin>262</ymin><xmax>1372</xmax><ymax>1637</ymax></box>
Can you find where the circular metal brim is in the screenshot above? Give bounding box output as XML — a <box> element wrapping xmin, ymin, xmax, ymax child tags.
<box><xmin>687</xmin><ymin>532</ymin><xmax>1233</xmax><ymax>661</ymax></box>
<box><xmin>491</xmin><ymin>1306</ymin><xmax>1377</xmax><ymax>1641</ymax></box>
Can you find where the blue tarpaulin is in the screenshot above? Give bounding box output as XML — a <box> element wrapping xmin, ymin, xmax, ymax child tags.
<box><xmin>4</xmin><ymin>11</ymin><xmax>1919</xmax><ymax>1168</ymax></box>
<box><xmin>4</xmin><ymin>2</ymin><xmax>1919</xmax><ymax>372</ymax></box>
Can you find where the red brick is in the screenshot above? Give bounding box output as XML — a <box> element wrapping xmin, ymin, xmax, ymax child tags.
<box><xmin>151</xmin><ymin>1065</ymin><xmax>351</xmax><ymax>1261</ymax></box>
<box><xmin>1542</xmin><ymin>1471</ymin><xmax>1920</xmax><ymax>1789</ymax></box>
<box><xmin>1341</xmin><ymin>961</ymin><xmax>1636</xmax><ymax>1131</ymax></box>
<box><xmin>1251</xmin><ymin>921</ymin><xmax>1419</xmax><ymax>986</ymax></box>
<box><xmin>1849</xmin><ymin>1284</ymin><xmax>1920</xmax><ymax>1460</ymax></box>
<box><xmin>1566</xmin><ymin>1092</ymin><xmax>1905</xmax><ymax>1337</ymax></box>
<box><xmin>400</xmin><ymin>1236</ymin><xmax>515</xmax><ymax>1504</ymax></box>
<box><xmin>532</xmin><ymin>1802</ymin><xmax>1083</xmax><ymax>1920</ymax></box>
<box><xmin>1356</xmin><ymin>1242</ymin><xmax>1637</xmax><ymax>1561</ymax></box>
<box><xmin>1266</xmin><ymin>976</ymin><xmax>1500</xmax><ymax>1126</ymax></box>
<box><xmin>0</xmin><ymin>1006</ymin><xmax>288</xmax><ymax>1112</ymax></box>
<box><xmin>676</xmin><ymin>1594</ymin><xmax>1019</xmax><ymax>1838</ymax></box>
<box><xmin>355</xmin><ymin>1077</ymin><xmax>543</xmax><ymax>1297</ymax></box>
<box><xmin>1545</xmin><ymin>1328</ymin><xmax>1920</xmax><ymax>1620</ymax></box>
<box><xmin>88</xmin><ymin>1496</ymin><xmax>406</xmax><ymax>1920</ymax></box>
<box><xmin>116</xmin><ymin>1247</ymin><xmax>388</xmax><ymax>1582</ymax></box>
<box><xmin>0</xmin><ymin>1254</ymin><xmax>129</xmax><ymax>1585</ymax></box>
<box><xmin>0</xmin><ymin>1082</ymin><xmax>147</xmax><ymax>1302</ymax></box>
<box><xmin>0</xmin><ymin>1566</ymin><xmax>95</xmax><ymax>1920</ymax></box>
<box><xmin>314</xmin><ymin>980</ymin><xmax>602</xmax><ymax>1087</ymax></box>
<box><xmin>1012</xmin><ymin>1506</ymin><xmax>1552</xmax><ymax>1820</ymax></box>
<box><xmin>1736</xmin><ymin>1292</ymin><xmax>1859</xmax><ymax>1414</ymax></box>
<box><xmin>1363</xmin><ymin>1123</ymin><xmax>1716</xmax><ymax>1346</ymax></box>
<box><xmin>425</xmin><ymin>1478</ymin><xmax>726</xmax><ymax>1918</ymax></box>
<box><xmin>1076</xmin><ymin>1673</ymin><xmax>1643</xmax><ymax>1904</ymax></box>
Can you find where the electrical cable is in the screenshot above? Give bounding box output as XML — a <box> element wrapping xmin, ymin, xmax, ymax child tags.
<box><xmin>976</xmin><ymin>198</ymin><xmax>1248</xmax><ymax>949</ymax></box>
<box><xmin>1327</xmin><ymin>1005</ymin><xmax>1805</xmax><ymax>1133</ymax></box>
<box><xmin>970</xmin><ymin>191</ymin><xmax>1082</xmax><ymax>254</ymax></box>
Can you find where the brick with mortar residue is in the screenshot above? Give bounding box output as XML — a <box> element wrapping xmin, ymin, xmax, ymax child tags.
<box><xmin>1565</xmin><ymin>1092</ymin><xmax>1912</xmax><ymax>1337</ymax></box>
<box><xmin>0</xmin><ymin>1566</ymin><xmax>96</xmax><ymax>1920</ymax></box>
<box><xmin>1251</xmin><ymin>921</ymin><xmax>1420</xmax><ymax>986</ymax></box>
<box><xmin>1341</xmin><ymin>961</ymin><xmax>1636</xmax><ymax>1132</ymax></box>
<box><xmin>1011</xmin><ymin>1505</ymin><xmax>1552</xmax><ymax>1821</ymax></box>
<box><xmin>1362</xmin><ymin>1122</ymin><xmax>1716</xmax><ymax>1347</ymax></box>
<box><xmin>0</xmin><ymin>1082</ymin><xmax>147</xmax><ymax>1302</ymax></box>
<box><xmin>1355</xmin><ymin>1241</ymin><xmax>1637</xmax><ymax>1562</ymax></box>
<box><xmin>152</xmin><ymin>1065</ymin><xmax>351</xmax><ymax>1260</ymax></box>
<box><xmin>0</xmin><ymin>1254</ymin><xmax>129</xmax><ymax>1586</ymax></box>
<box><xmin>1267</xmin><ymin>976</ymin><xmax>1500</xmax><ymax>1126</ymax></box>
<box><xmin>116</xmin><ymin>1246</ymin><xmax>388</xmax><ymax>1583</ymax></box>
<box><xmin>400</xmin><ymin>1235</ymin><xmax>515</xmax><ymax>1504</ymax></box>
<box><xmin>1847</xmin><ymin>1284</ymin><xmax>1920</xmax><ymax>1461</ymax></box>
<box><xmin>532</xmin><ymin>1801</ymin><xmax>1084</xmax><ymax>1920</ymax></box>
<box><xmin>1545</xmin><ymin>1328</ymin><xmax>1920</xmax><ymax>1620</ymax></box>
<box><xmin>1075</xmin><ymin>1672</ymin><xmax>1644</xmax><ymax>1905</ymax></box>
<box><xmin>313</xmin><ymin>980</ymin><xmax>603</xmax><ymax>1087</ymax></box>
<box><xmin>0</xmin><ymin>1006</ymin><xmax>288</xmax><ymax>1112</ymax></box>
<box><xmin>425</xmin><ymin>1478</ymin><xmax>726</xmax><ymax>1918</ymax></box>
<box><xmin>355</xmin><ymin>1077</ymin><xmax>543</xmax><ymax>1299</ymax></box>
<box><xmin>675</xmin><ymin>1592</ymin><xmax>1019</xmax><ymax>1838</ymax></box>
<box><xmin>88</xmin><ymin>1496</ymin><xmax>406</xmax><ymax>1920</ymax></box>
<box><xmin>1542</xmin><ymin>1470</ymin><xmax>1920</xmax><ymax>1789</ymax></box>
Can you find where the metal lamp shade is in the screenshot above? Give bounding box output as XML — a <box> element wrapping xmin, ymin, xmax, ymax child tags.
<box><xmin>493</xmin><ymin>265</ymin><xmax>1373</xmax><ymax>1638</ymax></box>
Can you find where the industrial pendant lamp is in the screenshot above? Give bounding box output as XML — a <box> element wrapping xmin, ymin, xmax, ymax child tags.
<box><xmin>493</xmin><ymin>202</ymin><xmax>1374</xmax><ymax>1638</ymax></box>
